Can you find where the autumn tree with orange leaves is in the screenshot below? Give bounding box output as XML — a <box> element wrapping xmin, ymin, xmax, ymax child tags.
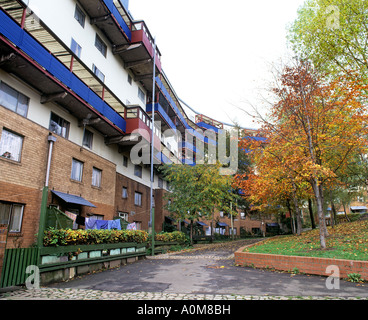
<box><xmin>234</xmin><ymin>60</ymin><xmax>368</xmax><ymax>249</ymax></box>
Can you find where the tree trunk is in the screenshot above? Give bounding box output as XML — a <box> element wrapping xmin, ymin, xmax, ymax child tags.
<box><xmin>190</xmin><ymin>219</ymin><xmax>193</xmax><ymax>246</ymax></box>
<box><xmin>291</xmin><ymin>181</ymin><xmax>302</xmax><ymax>235</ymax></box>
<box><xmin>286</xmin><ymin>199</ymin><xmax>294</xmax><ymax>234</ymax></box>
<box><xmin>312</xmin><ymin>180</ymin><xmax>327</xmax><ymax>249</ymax></box>
<box><xmin>308</xmin><ymin>198</ymin><xmax>316</xmax><ymax>229</ymax></box>
<box><xmin>291</xmin><ymin>194</ymin><xmax>302</xmax><ymax>235</ymax></box>
<box><xmin>343</xmin><ymin>204</ymin><xmax>350</xmax><ymax>222</ymax></box>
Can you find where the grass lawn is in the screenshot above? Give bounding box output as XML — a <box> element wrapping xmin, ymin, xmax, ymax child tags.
<box><xmin>244</xmin><ymin>220</ymin><xmax>368</xmax><ymax>261</ymax></box>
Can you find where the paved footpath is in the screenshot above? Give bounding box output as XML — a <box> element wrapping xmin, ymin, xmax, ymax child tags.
<box><xmin>1</xmin><ymin>239</ymin><xmax>367</xmax><ymax>300</ymax></box>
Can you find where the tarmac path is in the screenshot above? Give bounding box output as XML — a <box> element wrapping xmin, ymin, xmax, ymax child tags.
<box><xmin>1</xmin><ymin>239</ymin><xmax>368</xmax><ymax>300</ymax></box>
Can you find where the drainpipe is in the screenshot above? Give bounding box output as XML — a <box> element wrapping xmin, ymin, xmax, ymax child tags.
<box><xmin>37</xmin><ymin>134</ymin><xmax>57</xmax><ymax>250</ymax></box>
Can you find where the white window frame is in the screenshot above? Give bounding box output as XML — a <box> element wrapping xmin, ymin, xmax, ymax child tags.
<box><xmin>74</xmin><ymin>4</ymin><xmax>85</xmax><ymax>28</ymax></box>
<box><xmin>95</xmin><ymin>34</ymin><xmax>107</xmax><ymax>58</ymax></box>
<box><xmin>92</xmin><ymin>64</ymin><xmax>105</xmax><ymax>82</ymax></box>
<box><xmin>0</xmin><ymin>202</ymin><xmax>24</xmax><ymax>233</ymax></box>
<box><xmin>71</xmin><ymin>38</ymin><xmax>82</xmax><ymax>58</ymax></box>
<box><xmin>49</xmin><ymin>112</ymin><xmax>70</xmax><ymax>139</ymax></box>
<box><xmin>134</xmin><ymin>192</ymin><xmax>142</xmax><ymax>206</ymax></box>
<box><xmin>122</xmin><ymin>187</ymin><xmax>128</xmax><ymax>199</ymax></box>
<box><xmin>0</xmin><ymin>129</ymin><xmax>23</xmax><ymax>162</ymax></box>
<box><xmin>71</xmin><ymin>158</ymin><xmax>83</xmax><ymax>182</ymax></box>
<box><xmin>92</xmin><ymin>167</ymin><xmax>102</xmax><ymax>188</ymax></box>
<box><xmin>82</xmin><ymin>128</ymin><xmax>93</xmax><ymax>149</ymax></box>
<box><xmin>0</xmin><ymin>82</ymin><xmax>29</xmax><ymax>117</ymax></box>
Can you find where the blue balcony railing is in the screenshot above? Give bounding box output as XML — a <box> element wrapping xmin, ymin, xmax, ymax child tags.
<box><xmin>102</xmin><ymin>0</ymin><xmax>132</xmax><ymax>41</ymax></box>
<box><xmin>155</xmin><ymin>76</ymin><xmax>217</xmax><ymax>146</ymax></box>
<box><xmin>146</xmin><ymin>103</ymin><xmax>176</xmax><ymax>131</ymax></box>
<box><xmin>0</xmin><ymin>8</ymin><xmax>126</xmax><ymax>133</ymax></box>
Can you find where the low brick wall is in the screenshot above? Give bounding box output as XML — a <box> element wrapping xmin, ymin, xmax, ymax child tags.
<box><xmin>235</xmin><ymin>244</ymin><xmax>368</xmax><ymax>281</ymax></box>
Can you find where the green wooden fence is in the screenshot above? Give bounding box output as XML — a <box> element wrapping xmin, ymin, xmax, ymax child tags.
<box><xmin>0</xmin><ymin>247</ymin><xmax>38</xmax><ymax>288</ymax></box>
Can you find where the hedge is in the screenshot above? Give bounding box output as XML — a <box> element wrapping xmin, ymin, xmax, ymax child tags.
<box><xmin>43</xmin><ymin>228</ymin><xmax>149</xmax><ymax>247</ymax></box>
<box><xmin>154</xmin><ymin>231</ymin><xmax>188</xmax><ymax>244</ymax></box>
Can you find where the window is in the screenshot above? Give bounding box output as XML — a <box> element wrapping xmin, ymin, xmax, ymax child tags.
<box><xmin>123</xmin><ymin>155</ymin><xmax>128</xmax><ymax>167</ymax></box>
<box><xmin>134</xmin><ymin>192</ymin><xmax>142</xmax><ymax>206</ymax></box>
<box><xmin>134</xmin><ymin>221</ymin><xmax>142</xmax><ymax>230</ymax></box>
<box><xmin>71</xmin><ymin>158</ymin><xmax>83</xmax><ymax>182</ymax></box>
<box><xmin>122</xmin><ymin>187</ymin><xmax>128</xmax><ymax>199</ymax></box>
<box><xmin>74</xmin><ymin>4</ymin><xmax>85</xmax><ymax>28</ymax></box>
<box><xmin>118</xmin><ymin>212</ymin><xmax>128</xmax><ymax>221</ymax></box>
<box><xmin>0</xmin><ymin>82</ymin><xmax>29</xmax><ymax>117</ymax></box>
<box><xmin>138</xmin><ymin>87</ymin><xmax>145</xmax><ymax>103</ymax></box>
<box><xmin>134</xmin><ymin>165</ymin><xmax>142</xmax><ymax>178</ymax></box>
<box><xmin>82</xmin><ymin>129</ymin><xmax>93</xmax><ymax>149</ymax></box>
<box><xmin>0</xmin><ymin>202</ymin><xmax>24</xmax><ymax>233</ymax></box>
<box><xmin>88</xmin><ymin>214</ymin><xmax>103</xmax><ymax>220</ymax></box>
<box><xmin>92</xmin><ymin>167</ymin><xmax>102</xmax><ymax>188</ymax></box>
<box><xmin>49</xmin><ymin>112</ymin><xmax>70</xmax><ymax>139</ymax></box>
<box><xmin>95</xmin><ymin>34</ymin><xmax>107</xmax><ymax>57</ymax></box>
<box><xmin>92</xmin><ymin>64</ymin><xmax>105</xmax><ymax>82</ymax></box>
<box><xmin>158</xmin><ymin>178</ymin><xmax>163</xmax><ymax>189</ymax></box>
<box><xmin>127</xmin><ymin>74</ymin><xmax>132</xmax><ymax>85</ymax></box>
<box><xmin>0</xmin><ymin>129</ymin><xmax>23</xmax><ymax>162</ymax></box>
<box><xmin>71</xmin><ymin>38</ymin><xmax>82</xmax><ymax>58</ymax></box>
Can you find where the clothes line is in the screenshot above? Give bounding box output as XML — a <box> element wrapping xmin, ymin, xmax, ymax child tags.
<box><xmin>85</xmin><ymin>218</ymin><xmax>121</xmax><ymax>230</ymax></box>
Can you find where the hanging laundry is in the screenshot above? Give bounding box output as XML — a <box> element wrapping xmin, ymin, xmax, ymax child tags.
<box><xmin>64</xmin><ymin>211</ymin><xmax>77</xmax><ymax>222</ymax></box>
<box><xmin>127</xmin><ymin>222</ymin><xmax>136</xmax><ymax>230</ymax></box>
<box><xmin>85</xmin><ymin>218</ymin><xmax>97</xmax><ymax>230</ymax></box>
<box><xmin>75</xmin><ymin>215</ymin><xmax>85</xmax><ymax>226</ymax></box>
<box><xmin>96</xmin><ymin>220</ymin><xmax>109</xmax><ymax>230</ymax></box>
<box><xmin>108</xmin><ymin>219</ymin><xmax>121</xmax><ymax>230</ymax></box>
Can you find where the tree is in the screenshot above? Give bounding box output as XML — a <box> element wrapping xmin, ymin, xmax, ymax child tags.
<box><xmin>234</xmin><ymin>60</ymin><xmax>368</xmax><ymax>249</ymax></box>
<box><xmin>160</xmin><ymin>162</ymin><xmax>238</xmax><ymax>245</ymax></box>
<box><xmin>288</xmin><ymin>0</ymin><xmax>368</xmax><ymax>81</ymax></box>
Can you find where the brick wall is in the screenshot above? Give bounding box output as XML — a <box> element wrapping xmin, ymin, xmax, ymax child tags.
<box><xmin>48</xmin><ymin>133</ymin><xmax>116</xmax><ymax>219</ymax></box>
<box><xmin>0</xmin><ymin>105</ymin><xmax>117</xmax><ymax>248</ymax></box>
<box><xmin>0</xmin><ymin>106</ymin><xmax>48</xmax><ymax>248</ymax></box>
<box><xmin>235</xmin><ymin>244</ymin><xmax>368</xmax><ymax>281</ymax></box>
<box><xmin>115</xmin><ymin>172</ymin><xmax>151</xmax><ymax>229</ymax></box>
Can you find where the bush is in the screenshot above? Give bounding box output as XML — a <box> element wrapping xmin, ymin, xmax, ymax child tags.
<box><xmin>154</xmin><ymin>231</ymin><xmax>188</xmax><ymax>244</ymax></box>
<box><xmin>43</xmin><ymin>228</ymin><xmax>149</xmax><ymax>247</ymax></box>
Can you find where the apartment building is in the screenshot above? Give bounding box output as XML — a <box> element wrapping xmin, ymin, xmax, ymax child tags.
<box><xmin>0</xmin><ymin>0</ymin><xmax>272</xmax><ymax>260</ymax></box>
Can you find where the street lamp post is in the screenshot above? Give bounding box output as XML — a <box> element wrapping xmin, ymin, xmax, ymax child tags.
<box><xmin>149</xmin><ymin>37</ymin><xmax>156</xmax><ymax>256</ymax></box>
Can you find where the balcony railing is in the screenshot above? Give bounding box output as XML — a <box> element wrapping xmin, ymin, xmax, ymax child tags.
<box><xmin>131</xmin><ymin>21</ymin><xmax>162</xmax><ymax>72</ymax></box>
<box><xmin>146</xmin><ymin>103</ymin><xmax>176</xmax><ymax>131</ymax></box>
<box><xmin>195</xmin><ymin>114</ymin><xmax>224</xmax><ymax>132</ymax></box>
<box><xmin>0</xmin><ymin>5</ymin><xmax>126</xmax><ymax>133</ymax></box>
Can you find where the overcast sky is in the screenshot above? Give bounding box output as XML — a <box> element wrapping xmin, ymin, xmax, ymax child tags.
<box><xmin>129</xmin><ymin>0</ymin><xmax>306</xmax><ymax>129</ymax></box>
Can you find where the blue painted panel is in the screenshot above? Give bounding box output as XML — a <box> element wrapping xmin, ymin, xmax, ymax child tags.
<box><xmin>88</xmin><ymin>90</ymin><xmax>104</xmax><ymax>113</ymax></box>
<box><xmin>70</xmin><ymin>74</ymin><xmax>89</xmax><ymax>102</ymax></box>
<box><xmin>146</xmin><ymin>103</ymin><xmax>176</xmax><ymax>131</ymax></box>
<box><xmin>196</xmin><ymin>121</ymin><xmax>222</xmax><ymax>134</ymax></box>
<box><xmin>103</xmin><ymin>0</ymin><xmax>132</xmax><ymax>40</ymax></box>
<box><xmin>21</xmin><ymin>32</ymin><xmax>52</xmax><ymax>70</ymax></box>
<box><xmin>0</xmin><ymin>8</ymin><xmax>126</xmax><ymax>134</ymax></box>
<box><xmin>48</xmin><ymin>59</ymin><xmax>71</xmax><ymax>87</ymax></box>
<box><xmin>0</xmin><ymin>10</ymin><xmax>23</xmax><ymax>46</ymax></box>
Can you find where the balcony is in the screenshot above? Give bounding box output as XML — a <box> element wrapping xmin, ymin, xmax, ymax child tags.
<box><xmin>106</xmin><ymin>106</ymin><xmax>161</xmax><ymax>150</ymax></box>
<box><xmin>78</xmin><ymin>0</ymin><xmax>132</xmax><ymax>44</ymax></box>
<box><xmin>195</xmin><ymin>114</ymin><xmax>223</xmax><ymax>133</ymax></box>
<box><xmin>0</xmin><ymin>4</ymin><xmax>126</xmax><ymax>136</ymax></box>
<box><xmin>155</xmin><ymin>76</ymin><xmax>188</xmax><ymax>131</ymax></box>
<box><xmin>146</xmin><ymin>103</ymin><xmax>176</xmax><ymax>132</ymax></box>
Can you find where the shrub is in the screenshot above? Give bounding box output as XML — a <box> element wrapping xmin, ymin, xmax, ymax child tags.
<box><xmin>43</xmin><ymin>228</ymin><xmax>149</xmax><ymax>247</ymax></box>
<box><xmin>154</xmin><ymin>231</ymin><xmax>188</xmax><ymax>244</ymax></box>
<box><xmin>347</xmin><ymin>273</ymin><xmax>362</xmax><ymax>283</ymax></box>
